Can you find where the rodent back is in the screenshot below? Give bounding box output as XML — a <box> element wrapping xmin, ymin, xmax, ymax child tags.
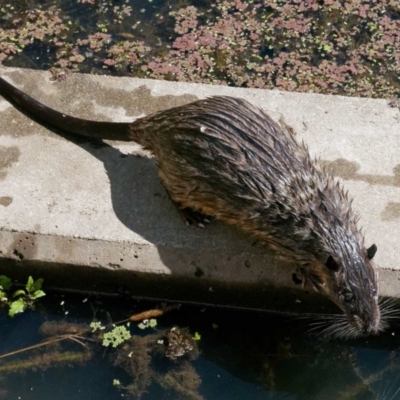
<box><xmin>135</xmin><ymin>97</ymin><xmax>343</xmax><ymax>253</ymax></box>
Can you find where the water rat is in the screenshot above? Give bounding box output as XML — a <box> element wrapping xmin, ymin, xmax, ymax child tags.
<box><xmin>0</xmin><ymin>75</ymin><xmax>383</xmax><ymax>338</ymax></box>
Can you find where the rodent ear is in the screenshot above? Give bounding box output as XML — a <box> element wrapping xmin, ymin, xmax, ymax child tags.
<box><xmin>326</xmin><ymin>255</ymin><xmax>340</xmax><ymax>272</ymax></box>
<box><xmin>367</xmin><ymin>244</ymin><xmax>377</xmax><ymax>260</ymax></box>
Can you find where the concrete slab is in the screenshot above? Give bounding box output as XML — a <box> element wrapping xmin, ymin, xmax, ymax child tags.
<box><xmin>0</xmin><ymin>67</ymin><xmax>399</xmax><ymax>313</ymax></box>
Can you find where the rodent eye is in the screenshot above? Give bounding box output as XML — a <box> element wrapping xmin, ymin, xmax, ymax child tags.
<box><xmin>341</xmin><ymin>291</ymin><xmax>354</xmax><ymax>304</ymax></box>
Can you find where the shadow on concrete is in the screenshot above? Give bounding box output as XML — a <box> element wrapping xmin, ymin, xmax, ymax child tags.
<box><xmin>0</xmin><ymin>74</ymin><xmax>328</xmax><ymax>313</ymax></box>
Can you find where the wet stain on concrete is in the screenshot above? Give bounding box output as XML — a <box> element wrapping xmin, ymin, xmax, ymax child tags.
<box><xmin>0</xmin><ymin>72</ymin><xmax>198</xmax><ymax>138</ymax></box>
<box><xmin>118</xmin><ymin>85</ymin><xmax>199</xmax><ymax>116</ymax></box>
<box><xmin>62</xmin><ymin>77</ymin><xmax>199</xmax><ymax>119</ymax></box>
<box><xmin>12</xmin><ymin>232</ymin><xmax>38</xmax><ymax>261</ymax></box>
<box><xmin>322</xmin><ymin>158</ymin><xmax>400</xmax><ymax>187</ymax></box>
<box><xmin>381</xmin><ymin>202</ymin><xmax>400</xmax><ymax>221</ymax></box>
<box><xmin>0</xmin><ymin>145</ymin><xmax>20</xmax><ymax>180</ymax></box>
<box><xmin>52</xmin><ymin>237</ymin><xmax>74</xmax><ymax>261</ymax></box>
<box><xmin>0</xmin><ymin>196</ymin><xmax>12</xmax><ymax>206</ymax></box>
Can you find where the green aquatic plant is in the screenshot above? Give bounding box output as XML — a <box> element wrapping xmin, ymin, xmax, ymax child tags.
<box><xmin>138</xmin><ymin>318</ymin><xmax>158</xmax><ymax>330</ymax></box>
<box><xmin>90</xmin><ymin>321</ymin><xmax>104</xmax><ymax>332</ymax></box>
<box><xmin>0</xmin><ymin>275</ymin><xmax>45</xmax><ymax>317</ymax></box>
<box><xmin>114</xmin><ymin>327</ymin><xmax>201</xmax><ymax>400</ymax></box>
<box><xmin>1</xmin><ymin>0</ymin><xmax>399</xmax><ymax>97</ymax></box>
<box><xmin>102</xmin><ymin>324</ymin><xmax>132</xmax><ymax>348</ymax></box>
<box><xmin>0</xmin><ymin>275</ymin><xmax>11</xmax><ymax>300</ymax></box>
<box><xmin>0</xmin><ymin>302</ymin><xmax>201</xmax><ymax>399</ymax></box>
<box><xmin>0</xmin><ymin>349</ymin><xmax>93</xmax><ymax>374</ymax></box>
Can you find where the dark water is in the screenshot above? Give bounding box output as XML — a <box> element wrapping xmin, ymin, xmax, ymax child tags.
<box><xmin>1</xmin><ymin>291</ymin><xmax>400</xmax><ymax>400</ymax></box>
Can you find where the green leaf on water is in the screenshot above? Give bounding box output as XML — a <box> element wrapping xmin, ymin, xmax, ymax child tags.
<box><xmin>12</xmin><ymin>289</ymin><xmax>26</xmax><ymax>299</ymax></box>
<box><xmin>9</xmin><ymin>298</ymin><xmax>26</xmax><ymax>317</ymax></box>
<box><xmin>31</xmin><ymin>290</ymin><xmax>46</xmax><ymax>300</ymax></box>
<box><xmin>102</xmin><ymin>326</ymin><xmax>131</xmax><ymax>347</ymax></box>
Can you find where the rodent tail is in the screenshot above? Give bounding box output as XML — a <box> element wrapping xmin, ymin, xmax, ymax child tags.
<box><xmin>0</xmin><ymin>76</ymin><xmax>134</xmax><ymax>141</ymax></box>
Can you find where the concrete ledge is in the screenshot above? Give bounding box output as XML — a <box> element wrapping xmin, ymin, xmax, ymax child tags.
<box><xmin>1</xmin><ymin>67</ymin><xmax>400</xmax><ymax>313</ymax></box>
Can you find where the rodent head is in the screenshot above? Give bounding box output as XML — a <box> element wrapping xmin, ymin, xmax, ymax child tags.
<box><xmin>312</xmin><ymin>243</ymin><xmax>381</xmax><ymax>338</ymax></box>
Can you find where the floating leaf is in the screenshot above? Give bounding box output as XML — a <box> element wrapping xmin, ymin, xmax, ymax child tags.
<box><xmin>31</xmin><ymin>290</ymin><xmax>46</xmax><ymax>300</ymax></box>
<box><xmin>102</xmin><ymin>326</ymin><xmax>131</xmax><ymax>347</ymax></box>
<box><xmin>12</xmin><ymin>290</ymin><xmax>26</xmax><ymax>299</ymax></box>
<box><xmin>149</xmin><ymin>319</ymin><xmax>157</xmax><ymax>328</ymax></box>
<box><xmin>90</xmin><ymin>321</ymin><xmax>103</xmax><ymax>332</ymax></box>
<box><xmin>138</xmin><ymin>318</ymin><xmax>157</xmax><ymax>329</ymax></box>
<box><xmin>9</xmin><ymin>299</ymin><xmax>25</xmax><ymax>317</ymax></box>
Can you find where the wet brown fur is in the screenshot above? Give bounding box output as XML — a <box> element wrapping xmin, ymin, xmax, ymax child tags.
<box><xmin>0</xmin><ymin>76</ymin><xmax>381</xmax><ymax>337</ymax></box>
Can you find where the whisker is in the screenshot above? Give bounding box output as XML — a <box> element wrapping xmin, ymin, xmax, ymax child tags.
<box><xmin>318</xmin><ymin>317</ymin><xmax>354</xmax><ymax>340</ymax></box>
<box><xmin>380</xmin><ymin>297</ymin><xmax>400</xmax><ymax>311</ymax></box>
<box><xmin>291</xmin><ymin>313</ymin><xmax>346</xmax><ymax>337</ymax></box>
<box><xmin>290</xmin><ymin>311</ymin><xmax>365</xmax><ymax>340</ymax></box>
<box><xmin>289</xmin><ymin>313</ymin><xmax>344</xmax><ymax>337</ymax></box>
<box><xmin>379</xmin><ymin>297</ymin><xmax>400</xmax><ymax>329</ymax></box>
<box><xmin>287</xmin><ymin>305</ymin><xmax>397</xmax><ymax>340</ymax></box>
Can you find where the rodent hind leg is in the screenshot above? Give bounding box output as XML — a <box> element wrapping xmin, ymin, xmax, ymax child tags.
<box><xmin>176</xmin><ymin>206</ymin><xmax>212</xmax><ymax>228</ymax></box>
<box><xmin>161</xmin><ymin>183</ymin><xmax>212</xmax><ymax>228</ymax></box>
<box><xmin>167</xmin><ymin>192</ymin><xmax>212</xmax><ymax>228</ymax></box>
<box><xmin>158</xmin><ymin>169</ymin><xmax>213</xmax><ymax>228</ymax></box>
